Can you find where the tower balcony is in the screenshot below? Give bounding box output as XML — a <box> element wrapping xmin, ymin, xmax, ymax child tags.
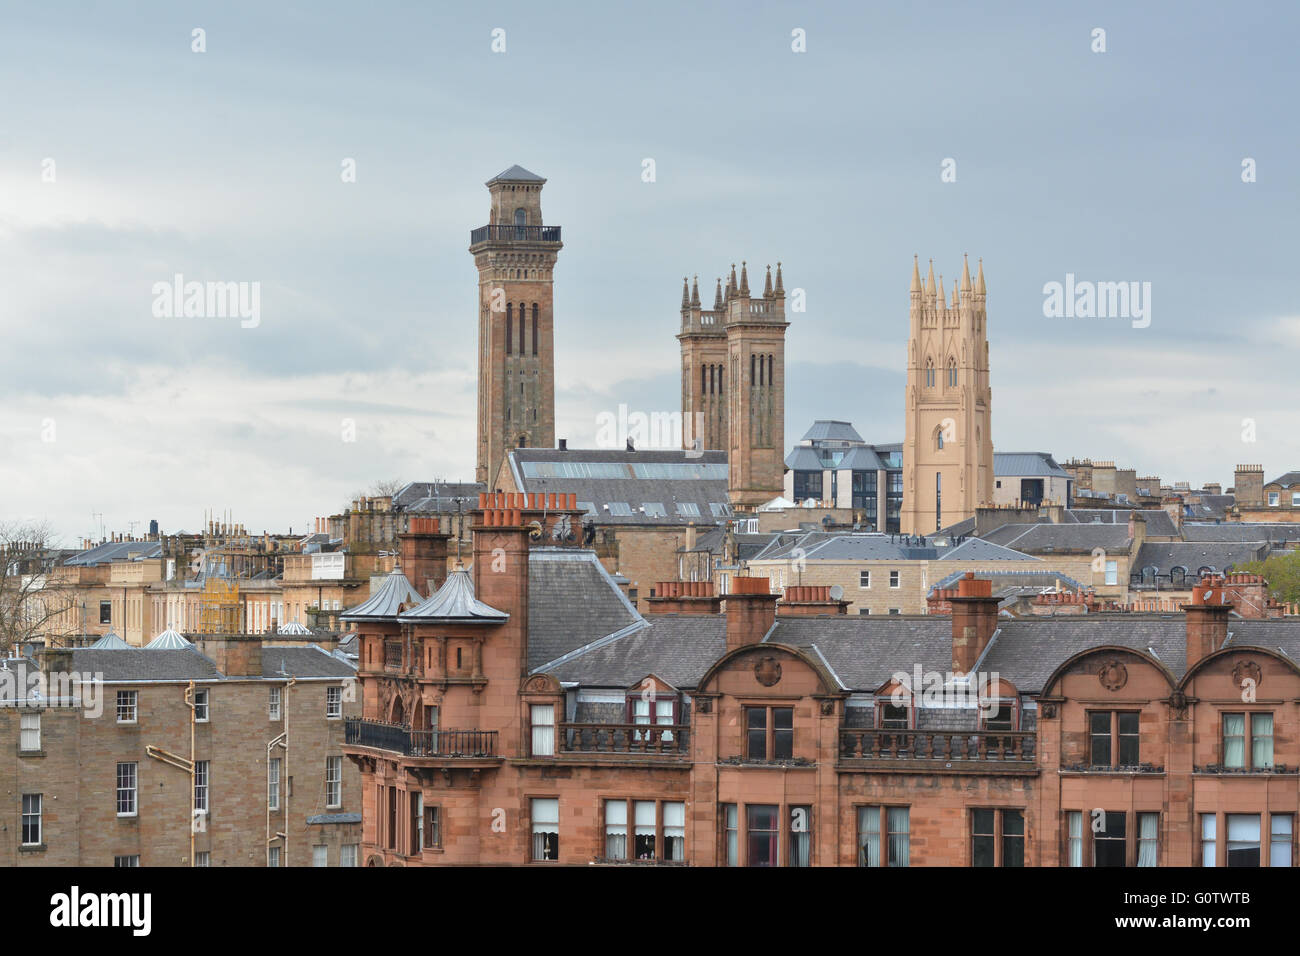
<box><xmin>344</xmin><ymin>717</ymin><xmax>499</xmax><ymax>761</ymax></box>
<box><xmin>470</xmin><ymin>224</ymin><xmax>562</xmax><ymax>244</ymax></box>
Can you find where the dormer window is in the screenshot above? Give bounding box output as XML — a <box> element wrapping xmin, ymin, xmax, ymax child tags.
<box><xmin>877</xmin><ymin>701</ymin><xmax>911</xmax><ymax>730</ymax></box>
<box><xmin>980</xmin><ymin>700</ymin><xmax>1018</xmax><ymax>732</ymax></box>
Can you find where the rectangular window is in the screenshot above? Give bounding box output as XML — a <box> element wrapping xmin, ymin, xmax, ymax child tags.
<box><xmin>878</xmin><ymin>701</ymin><xmax>910</xmax><ymax>730</ymax></box>
<box><xmin>313</xmin><ymin>845</ymin><xmax>328</xmax><ymax>867</ymax></box>
<box><xmin>326</xmin><ymin>686</ymin><xmax>342</xmax><ymax>719</ymax></box>
<box><xmin>268</xmin><ymin>846</ymin><xmax>281</xmax><ymax>868</ymax></box>
<box><xmin>859</xmin><ymin>570</ymin><xmax>871</xmax><ymax>589</ymax></box>
<box><xmin>744</xmin><ymin>705</ymin><xmax>794</xmax><ymax>760</ymax></box>
<box><xmin>269</xmin><ymin>687</ymin><xmax>281</xmax><ymax>721</ymax></box>
<box><xmin>971</xmin><ymin>809</ymin><xmax>1024</xmax><ymax>867</ymax></box>
<box><xmin>341</xmin><ymin>844</ymin><xmax>358</xmax><ymax>867</ymax></box>
<box><xmin>1105</xmin><ymin>560</ymin><xmax>1118</xmax><ymax>585</ymax></box>
<box><xmin>1067</xmin><ymin>811</ymin><xmax>1083</xmax><ymax>867</ymax></box>
<box><xmin>268</xmin><ymin>757</ymin><xmax>281</xmax><ymax>811</ymax></box>
<box><xmin>1118</xmin><ymin>712</ymin><xmax>1139</xmax><ymax>765</ymax></box>
<box><xmin>858</xmin><ymin>806</ymin><xmax>909</xmax><ymax>867</ymax></box>
<box><xmin>531</xmin><ymin>798</ymin><xmax>559</xmax><ymax>861</ymax></box>
<box><xmin>410</xmin><ymin>791</ymin><xmax>423</xmax><ymax>855</ymax></box>
<box><xmin>1223</xmin><ymin>712</ymin><xmax>1273</xmax><ymax>769</ymax></box>
<box><xmin>664</xmin><ymin>801</ymin><xmax>686</xmax><ymax>862</ymax></box>
<box><xmin>889</xmin><ymin>570</ymin><xmax>900</xmax><ymax>588</ymax></box>
<box><xmin>20</xmin><ymin>712</ymin><xmax>40</xmax><ymax>752</ymax></box>
<box><xmin>634</xmin><ymin>800</ymin><xmax>657</xmax><ymax>859</ymax></box>
<box><xmin>117</xmin><ymin>690</ymin><xmax>138</xmax><ymax>723</ymax></box>
<box><xmin>723</xmin><ymin>804</ymin><xmax>738</xmax><ymax>867</ymax></box>
<box><xmin>21</xmin><ymin>794</ymin><xmax>41</xmax><ymax>846</ymax></box>
<box><xmin>325</xmin><ymin>756</ymin><xmax>342</xmax><ymax>808</ymax></box>
<box><xmin>745</xmin><ymin>706</ymin><xmax>767</xmax><ymax>759</ymax></box>
<box><xmin>194</xmin><ymin>760</ymin><xmax>209</xmax><ymax>812</ymax></box>
<box><xmin>1138</xmin><ymin>813</ymin><xmax>1159</xmax><ymax>867</ymax></box>
<box><xmin>604</xmin><ymin>800</ymin><xmax>627</xmax><ymax>860</ymax></box>
<box><xmin>99</xmin><ymin>601</ymin><xmax>112</xmax><ymax>624</ymax></box>
<box><xmin>114</xmin><ymin>855</ymin><xmax>140</xmax><ymax>868</ymax></box>
<box><xmin>1293</xmin><ymin>492</ymin><xmax>1300</xmax><ymax>507</ymax></box>
<box><xmin>193</xmin><ymin>688</ymin><xmax>209</xmax><ymax>722</ymax></box>
<box><xmin>530</xmin><ymin>704</ymin><xmax>555</xmax><ymax>757</ymax></box>
<box><xmin>195</xmin><ymin>851</ymin><xmax>210</xmax><ymax>867</ymax></box>
<box><xmin>747</xmin><ymin>804</ymin><xmax>779</xmax><ymax>867</ymax></box>
<box><xmin>1227</xmin><ymin>814</ymin><xmax>1261</xmax><ymax>867</ymax></box>
<box><xmin>424</xmin><ymin>804</ymin><xmax>441</xmax><ymax>849</ymax></box>
<box><xmin>789</xmin><ymin>806</ymin><xmax>812</xmax><ymax>867</ymax></box>
<box><xmin>1269</xmin><ymin>492</ymin><xmax>1280</xmax><ymax>506</ymax></box>
<box><xmin>1202</xmin><ymin>814</ymin><xmax>1217</xmax><ymax>867</ymax></box>
<box><xmin>1093</xmin><ymin>811</ymin><xmax>1126</xmax><ymax>867</ymax></box>
<box><xmin>1271</xmin><ymin>814</ymin><xmax>1292</xmax><ymax>867</ymax></box>
<box><xmin>117</xmin><ymin>762</ymin><xmax>138</xmax><ymax>816</ymax></box>
<box><xmin>1089</xmin><ymin>711</ymin><xmax>1139</xmax><ymax>767</ymax></box>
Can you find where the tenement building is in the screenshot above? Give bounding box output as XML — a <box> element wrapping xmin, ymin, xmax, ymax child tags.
<box><xmin>1</xmin><ymin>633</ymin><xmax>361</xmax><ymax>866</ymax></box>
<box><xmin>341</xmin><ymin>493</ymin><xmax>1300</xmax><ymax>866</ymax></box>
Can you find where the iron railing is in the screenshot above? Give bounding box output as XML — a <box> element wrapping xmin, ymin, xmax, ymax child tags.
<box><xmin>470</xmin><ymin>224</ymin><xmax>562</xmax><ymax>244</ymax></box>
<box><xmin>344</xmin><ymin>718</ymin><xmax>497</xmax><ymax>757</ymax></box>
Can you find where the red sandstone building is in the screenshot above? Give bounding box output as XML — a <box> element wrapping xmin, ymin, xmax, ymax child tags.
<box><xmin>342</xmin><ymin>493</ymin><xmax>1300</xmax><ymax>866</ymax></box>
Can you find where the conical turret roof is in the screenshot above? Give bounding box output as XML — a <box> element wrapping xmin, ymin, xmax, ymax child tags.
<box><xmin>398</xmin><ymin>568</ymin><xmax>509</xmax><ymax>624</ymax></box>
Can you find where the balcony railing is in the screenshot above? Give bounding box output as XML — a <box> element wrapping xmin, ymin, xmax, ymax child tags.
<box><xmin>345</xmin><ymin>718</ymin><xmax>497</xmax><ymax>758</ymax></box>
<box><xmin>470</xmin><ymin>224</ymin><xmax>562</xmax><ymax>244</ymax></box>
<box><xmin>839</xmin><ymin>729</ymin><xmax>1036</xmax><ymax>765</ymax></box>
<box><xmin>558</xmin><ymin>723</ymin><xmax>689</xmax><ymax>757</ymax></box>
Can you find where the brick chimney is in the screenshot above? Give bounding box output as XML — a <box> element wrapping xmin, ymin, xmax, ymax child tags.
<box><xmin>949</xmin><ymin>573</ymin><xmax>1000</xmax><ymax>675</ymax></box>
<box><xmin>1184</xmin><ymin>575</ymin><xmax>1234</xmax><ymax>668</ymax></box>
<box><xmin>724</xmin><ymin>576</ymin><xmax>779</xmax><ymax>652</ymax></box>
<box><xmin>646</xmin><ymin>580</ymin><xmax>721</xmax><ymax>615</ymax></box>
<box><xmin>778</xmin><ymin>584</ymin><xmax>850</xmax><ymax>616</ymax></box>
<box><xmin>399</xmin><ymin>517</ymin><xmax>451</xmax><ymax>598</ymax></box>
<box><xmin>194</xmin><ymin>633</ymin><xmax>263</xmax><ymax>677</ymax></box>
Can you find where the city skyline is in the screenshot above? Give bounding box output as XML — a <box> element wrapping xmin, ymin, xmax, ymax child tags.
<box><xmin>3</xmin><ymin>0</ymin><xmax>1298</xmax><ymax>543</ymax></box>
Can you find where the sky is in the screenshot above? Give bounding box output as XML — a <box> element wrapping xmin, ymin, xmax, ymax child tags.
<box><xmin>1</xmin><ymin>0</ymin><xmax>1297</xmax><ymax>544</ymax></box>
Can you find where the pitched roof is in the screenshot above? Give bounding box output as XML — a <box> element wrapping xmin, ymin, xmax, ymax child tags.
<box><xmin>1131</xmin><ymin>541</ymin><xmax>1268</xmax><ymax>575</ymax></box>
<box><xmin>90</xmin><ymin>631</ymin><xmax>130</xmax><ymax>649</ymax></box>
<box><xmin>64</xmin><ymin>540</ymin><xmax>163</xmax><ymax>567</ymax></box>
<box><xmin>398</xmin><ymin>568</ymin><xmax>508</xmax><ymax>624</ymax></box>
<box><xmin>261</xmin><ymin>645</ymin><xmax>357</xmax><ymax>679</ymax></box>
<box><xmin>145</xmin><ymin>628</ymin><xmax>192</xmax><ymax>649</ymax></box>
<box><xmin>546</xmin><ymin>615</ymin><xmax>725</xmax><ymax>688</ymax></box>
<box><xmin>393</xmin><ymin>481</ymin><xmax>486</xmax><ymax>512</ymax></box>
<box><xmin>1267</xmin><ymin>472</ymin><xmax>1300</xmax><ymax>489</ymax></box>
<box><xmin>800</xmin><ymin>420</ymin><xmax>864</xmax><ymax>444</ymax></box>
<box><xmin>487</xmin><ymin>164</ymin><xmax>546</xmax><ymax>184</ymax></box>
<box><xmin>993</xmin><ymin>453</ymin><xmax>1070</xmax><ymax>478</ymax></box>
<box><xmin>937</xmin><ymin>538</ymin><xmax>1041</xmax><ymax>561</ymax></box>
<box><xmin>526</xmin><ymin>549</ymin><xmax>644</xmax><ymax>672</ymax></box>
<box><xmin>341</xmin><ymin>568</ymin><xmax>423</xmax><ymax>622</ymax></box>
<box><xmin>1182</xmin><ymin>523</ymin><xmax>1299</xmax><ymax>543</ymax></box>
<box><xmin>982</xmin><ymin>523</ymin><xmax>1130</xmax><ymax>552</ymax></box>
<box><xmin>69</xmin><ymin>647</ymin><xmax>221</xmax><ymax>681</ymax></box>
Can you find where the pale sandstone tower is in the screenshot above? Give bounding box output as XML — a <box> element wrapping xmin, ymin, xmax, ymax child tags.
<box><xmin>679</xmin><ymin>262</ymin><xmax>788</xmax><ymax>508</ymax></box>
<box><xmin>901</xmin><ymin>255</ymin><xmax>993</xmax><ymax>533</ymax></box>
<box><xmin>470</xmin><ymin>166</ymin><xmax>562</xmax><ymax>486</ymax></box>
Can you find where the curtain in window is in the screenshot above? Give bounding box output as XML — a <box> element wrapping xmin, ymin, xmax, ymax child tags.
<box><xmin>604</xmin><ymin>801</ymin><xmax>627</xmax><ymax>860</ymax></box>
<box><xmin>791</xmin><ymin>809</ymin><xmax>811</xmax><ymax>867</ymax></box>
<box><xmin>1252</xmin><ymin>713</ymin><xmax>1274</xmax><ymax>768</ymax></box>
<box><xmin>634</xmin><ymin>801</ymin><xmax>657</xmax><ymax>859</ymax></box>
<box><xmin>1227</xmin><ymin>814</ymin><xmax>1260</xmax><ymax>867</ymax></box>
<box><xmin>1223</xmin><ymin>714</ymin><xmax>1246</xmax><ymax>767</ymax></box>
<box><xmin>1202</xmin><ymin>815</ymin><xmax>1217</xmax><ymax>867</ymax></box>
<box><xmin>859</xmin><ymin>808</ymin><xmax>880</xmax><ymax>867</ymax></box>
<box><xmin>724</xmin><ymin>805</ymin><xmax>738</xmax><ymax>866</ymax></box>
<box><xmin>887</xmin><ymin>807</ymin><xmax>910</xmax><ymax>867</ymax></box>
<box><xmin>531</xmin><ymin>798</ymin><xmax>558</xmax><ymax>861</ymax></box>
<box><xmin>530</xmin><ymin>704</ymin><xmax>554</xmax><ymax>756</ymax></box>
<box><xmin>1138</xmin><ymin>813</ymin><xmax>1158</xmax><ymax>867</ymax></box>
<box><xmin>1271</xmin><ymin>815</ymin><xmax>1292</xmax><ymax>867</ymax></box>
<box><xmin>1068</xmin><ymin>812</ymin><xmax>1083</xmax><ymax>867</ymax></box>
<box><xmin>663</xmin><ymin>802</ymin><xmax>686</xmax><ymax>861</ymax></box>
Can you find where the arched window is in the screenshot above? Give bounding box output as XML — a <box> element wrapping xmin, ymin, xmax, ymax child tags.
<box><xmin>948</xmin><ymin>358</ymin><xmax>957</xmax><ymax>387</ymax></box>
<box><xmin>925</xmin><ymin>357</ymin><xmax>935</xmax><ymax>388</ymax></box>
<box><xmin>519</xmin><ymin>306</ymin><xmax>525</xmax><ymax>355</ymax></box>
<box><xmin>702</xmin><ymin>364</ymin><xmax>708</xmax><ymax>395</ymax></box>
<box><xmin>751</xmin><ymin>354</ymin><xmax>756</xmax><ymax>385</ymax></box>
<box><xmin>532</xmin><ymin>303</ymin><xmax>538</xmax><ymax>355</ymax></box>
<box><xmin>768</xmin><ymin>354</ymin><xmax>774</xmax><ymax>384</ymax></box>
<box><xmin>936</xmin><ymin>427</ymin><xmax>944</xmax><ymax>450</ymax></box>
<box><xmin>514</xmin><ymin>208</ymin><xmax>527</xmax><ymax>238</ymax></box>
<box><xmin>506</xmin><ymin>303</ymin><xmax>513</xmax><ymax>354</ymax></box>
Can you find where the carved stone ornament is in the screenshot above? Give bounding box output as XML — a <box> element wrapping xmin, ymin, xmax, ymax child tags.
<box><xmin>754</xmin><ymin>656</ymin><xmax>783</xmax><ymax>687</ymax></box>
<box><xmin>1231</xmin><ymin>659</ymin><xmax>1262</xmax><ymax>691</ymax></box>
<box><xmin>696</xmin><ymin>698</ymin><xmax>713</xmax><ymax>714</ymax></box>
<box><xmin>1167</xmin><ymin>691</ymin><xmax>1189</xmax><ymax>720</ymax></box>
<box><xmin>819</xmin><ymin>699</ymin><xmax>835</xmax><ymax>717</ymax></box>
<box><xmin>525</xmin><ymin>675</ymin><xmax>551</xmax><ymax>694</ymax></box>
<box><xmin>1097</xmin><ymin>659</ymin><xmax>1129</xmax><ymax>691</ymax></box>
<box><xmin>1040</xmin><ymin>703</ymin><xmax>1058</xmax><ymax>719</ymax></box>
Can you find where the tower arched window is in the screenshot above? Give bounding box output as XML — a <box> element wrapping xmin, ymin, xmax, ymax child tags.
<box><xmin>925</xmin><ymin>357</ymin><xmax>935</xmax><ymax>388</ymax></box>
<box><xmin>532</xmin><ymin>303</ymin><xmax>538</xmax><ymax>355</ymax></box>
<box><xmin>519</xmin><ymin>306</ymin><xmax>526</xmax><ymax>356</ymax></box>
<box><xmin>514</xmin><ymin>207</ymin><xmax>527</xmax><ymax>238</ymax></box>
<box><xmin>506</xmin><ymin>303</ymin><xmax>513</xmax><ymax>354</ymax></box>
<box><xmin>948</xmin><ymin>358</ymin><xmax>957</xmax><ymax>387</ymax></box>
<box><xmin>767</xmin><ymin>354</ymin><xmax>774</xmax><ymax>385</ymax></box>
<box><xmin>702</xmin><ymin>365</ymin><xmax>708</xmax><ymax>395</ymax></box>
<box><xmin>751</xmin><ymin>354</ymin><xmax>756</xmax><ymax>385</ymax></box>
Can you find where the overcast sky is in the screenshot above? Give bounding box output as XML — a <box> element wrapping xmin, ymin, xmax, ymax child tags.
<box><xmin>2</xmin><ymin>1</ymin><xmax>1297</xmax><ymax>544</ymax></box>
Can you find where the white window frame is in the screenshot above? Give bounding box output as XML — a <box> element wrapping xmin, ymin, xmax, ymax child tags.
<box><xmin>269</xmin><ymin>687</ymin><xmax>282</xmax><ymax>721</ymax></box>
<box><xmin>530</xmin><ymin>704</ymin><xmax>556</xmax><ymax>757</ymax></box>
<box><xmin>117</xmin><ymin>762</ymin><xmax>138</xmax><ymax>817</ymax></box>
<box><xmin>193</xmin><ymin>688</ymin><xmax>209</xmax><ymax>722</ymax></box>
<box><xmin>268</xmin><ymin>846</ymin><xmax>281</xmax><ymax>867</ymax></box>
<box><xmin>195</xmin><ymin>851</ymin><xmax>210</xmax><ymax>867</ymax></box>
<box><xmin>312</xmin><ymin>845</ymin><xmax>329</xmax><ymax>867</ymax></box>
<box><xmin>268</xmin><ymin>757</ymin><xmax>281</xmax><ymax>811</ymax></box>
<box><xmin>340</xmin><ymin>844</ymin><xmax>358</xmax><ymax>867</ymax></box>
<box><xmin>1105</xmin><ymin>560</ymin><xmax>1118</xmax><ymax>586</ymax></box>
<box><xmin>859</xmin><ymin>570</ymin><xmax>871</xmax><ymax>589</ymax></box>
<box><xmin>21</xmin><ymin>793</ymin><xmax>41</xmax><ymax>846</ymax></box>
<box><xmin>117</xmin><ymin>690</ymin><xmax>138</xmax><ymax>724</ymax></box>
<box><xmin>194</xmin><ymin>760</ymin><xmax>209</xmax><ymax>812</ymax></box>
<box><xmin>20</xmin><ymin>712</ymin><xmax>40</xmax><ymax>752</ymax></box>
<box><xmin>325</xmin><ymin>756</ymin><xmax>342</xmax><ymax>808</ymax></box>
<box><xmin>1269</xmin><ymin>492</ymin><xmax>1280</xmax><ymax>507</ymax></box>
<box><xmin>326</xmin><ymin>686</ymin><xmax>342</xmax><ymax>719</ymax></box>
<box><xmin>889</xmin><ymin>570</ymin><xmax>900</xmax><ymax>589</ymax></box>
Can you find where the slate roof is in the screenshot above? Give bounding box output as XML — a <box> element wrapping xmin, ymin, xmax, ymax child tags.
<box><xmin>785</xmin><ymin>446</ymin><xmax>824</xmax><ymax>471</ymax></box>
<box><xmin>506</xmin><ymin>449</ymin><xmax>731</xmax><ymax>527</ymax></box>
<box><xmin>931</xmin><ymin>569</ymin><xmax>1087</xmax><ymax>594</ymax></box>
<box><xmin>547</xmin><ymin>616</ymin><xmax>725</xmax><ymax>688</ymax></box>
<box><xmin>341</xmin><ymin>568</ymin><xmax>423</xmax><ymax>622</ymax></box>
<box><xmin>1063</xmin><ymin>509</ymin><xmax>1179</xmax><ymax>537</ymax></box>
<box><xmin>64</xmin><ymin>540</ymin><xmax>163</xmax><ymax>567</ymax></box>
<box><xmin>994</xmin><ymin>452</ymin><xmax>1070</xmax><ymax>478</ymax></box>
<box><xmin>800</xmin><ymin>421</ymin><xmax>864</xmax><ymax>444</ymax></box>
<box><xmin>526</xmin><ymin>549</ymin><xmax>644</xmax><ymax>672</ymax></box>
<box><xmin>69</xmin><ymin>647</ymin><xmax>222</xmax><ymax>681</ymax></box>
<box><xmin>982</xmin><ymin>523</ymin><xmax>1130</xmax><ymax>552</ymax></box>
<box><xmin>1184</xmin><ymin>495</ymin><xmax>1235</xmax><ymax>520</ymax></box>
<box><xmin>1182</xmin><ymin>523</ymin><xmax>1300</xmax><ymax>544</ymax></box>
<box><xmin>262</xmin><ymin>645</ymin><xmax>357</xmax><ymax>679</ymax></box>
<box><xmin>751</xmin><ymin>532</ymin><xmax>941</xmax><ymax>562</ymax></box>
<box><xmin>487</xmin><ymin>164</ymin><xmax>546</xmax><ymax>184</ymax></box>
<box><xmin>1131</xmin><ymin>542</ymin><xmax>1268</xmax><ymax>575</ymax></box>
<box><xmin>937</xmin><ymin>538</ymin><xmax>1041</xmax><ymax>562</ymax></box>
<box><xmin>770</xmin><ymin>617</ymin><xmax>952</xmax><ymax>692</ymax></box>
<box><xmin>839</xmin><ymin>446</ymin><xmax>886</xmax><ymax>470</ymax></box>
<box><xmin>398</xmin><ymin>568</ymin><xmax>508</xmax><ymax>624</ymax></box>
<box><xmin>1267</xmin><ymin>472</ymin><xmax>1300</xmax><ymax>489</ymax></box>
<box><xmin>90</xmin><ymin>631</ymin><xmax>130</xmax><ymax>649</ymax></box>
<box><xmin>145</xmin><ymin>628</ymin><xmax>192</xmax><ymax>649</ymax></box>
<box><xmin>982</xmin><ymin>617</ymin><xmax>1189</xmax><ymax>692</ymax></box>
<box><xmin>393</xmin><ymin>481</ymin><xmax>486</xmax><ymax>513</ymax></box>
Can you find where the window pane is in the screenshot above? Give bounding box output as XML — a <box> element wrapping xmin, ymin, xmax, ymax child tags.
<box><xmin>604</xmin><ymin>800</ymin><xmax>627</xmax><ymax>860</ymax></box>
<box><xmin>723</xmin><ymin>804</ymin><xmax>738</xmax><ymax>867</ymax></box>
<box><xmin>858</xmin><ymin>806</ymin><xmax>880</xmax><ymax>867</ymax></box>
<box><xmin>746</xmin><ymin>708</ymin><xmax>767</xmax><ymax>759</ymax></box>
<box><xmin>1002</xmin><ymin>810</ymin><xmax>1025</xmax><ymax>867</ymax></box>
<box><xmin>1252</xmin><ymin>713</ymin><xmax>1274</xmax><ymax>768</ymax></box>
<box><xmin>1227</xmin><ymin>814</ymin><xmax>1261</xmax><ymax>867</ymax></box>
<box><xmin>1138</xmin><ymin>813</ymin><xmax>1158</xmax><ymax>867</ymax></box>
<box><xmin>530</xmin><ymin>704</ymin><xmax>555</xmax><ymax>757</ymax></box>
<box><xmin>1068</xmin><ymin>811</ymin><xmax>1083</xmax><ymax>867</ymax></box>
<box><xmin>1094</xmin><ymin>811</ymin><xmax>1126</xmax><ymax>867</ymax></box>
<box><xmin>972</xmin><ymin>808</ymin><xmax>995</xmax><ymax>868</ymax></box>
<box><xmin>1223</xmin><ymin>714</ymin><xmax>1246</xmax><ymax>768</ymax></box>
<box><xmin>747</xmin><ymin>805</ymin><xmax>778</xmax><ymax>867</ymax></box>
<box><xmin>1089</xmin><ymin>712</ymin><xmax>1111</xmax><ymax>766</ymax></box>
<box><xmin>887</xmin><ymin>807</ymin><xmax>910</xmax><ymax>867</ymax></box>
<box><xmin>664</xmin><ymin>802</ymin><xmax>686</xmax><ymax>862</ymax></box>
<box><xmin>1202</xmin><ymin>814</ymin><xmax>1217</xmax><ymax>867</ymax></box>
<box><xmin>773</xmin><ymin>708</ymin><xmax>794</xmax><ymax>759</ymax></box>
<box><xmin>531</xmin><ymin>798</ymin><xmax>559</xmax><ymax>861</ymax></box>
<box><xmin>1271</xmin><ymin>814</ymin><xmax>1292</xmax><ymax>867</ymax></box>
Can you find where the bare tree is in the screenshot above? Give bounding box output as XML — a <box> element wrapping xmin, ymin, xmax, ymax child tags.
<box><xmin>0</xmin><ymin>520</ymin><xmax>78</xmax><ymax>654</ymax></box>
<box><xmin>370</xmin><ymin>479</ymin><xmax>405</xmax><ymax>498</ymax></box>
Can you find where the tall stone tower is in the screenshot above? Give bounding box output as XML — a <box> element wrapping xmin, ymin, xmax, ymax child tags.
<box><xmin>678</xmin><ymin>262</ymin><xmax>788</xmax><ymax>508</ymax></box>
<box><xmin>470</xmin><ymin>166</ymin><xmax>562</xmax><ymax>486</ymax></box>
<box><xmin>901</xmin><ymin>255</ymin><xmax>993</xmax><ymax>533</ymax></box>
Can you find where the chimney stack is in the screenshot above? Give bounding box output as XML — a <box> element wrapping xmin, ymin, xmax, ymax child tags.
<box><xmin>949</xmin><ymin>573</ymin><xmax>1000</xmax><ymax>674</ymax></box>
<box><xmin>778</xmin><ymin>585</ymin><xmax>850</xmax><ymax>616</ymax></box>
<box><xmin>399</xmin><ymin>517</ymin><xmax>451</xmax><ymax>598</ymax></box>
<box><xmin>646</xmin><ymin>580</ymin><xmax>721</xmax><ymax>615</ymax></box>
<box><xmin>724</xmin><ymin>576</ymin><xmax>779</xmax><ymax>652</ymax></box>
<box><xmin>1184</xmin><ymin>575</ymin><xmax>1233</xmax><ymax>669</ymax></box>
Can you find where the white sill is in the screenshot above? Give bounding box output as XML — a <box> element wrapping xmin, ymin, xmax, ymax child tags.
<box><xmin>117</xmin><ymin>812</ymin><xmax>138</xmax><ymax>819</ymax></box>
<box><xmin>117</xmin><ymin>719</ymin><xmax>137</xmax><ymax>725</ymax></box>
